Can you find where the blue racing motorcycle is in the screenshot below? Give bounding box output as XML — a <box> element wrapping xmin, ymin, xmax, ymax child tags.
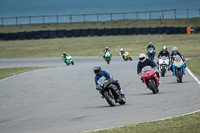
<box><xmin>172</xmin><ymin>55</ymin><xmax>185</xmax><ymax>83</ymax></box>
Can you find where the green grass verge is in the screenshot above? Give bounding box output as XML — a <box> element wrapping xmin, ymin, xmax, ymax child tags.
<box><xmin>0</xmin><ymin>67</ymin><xmax>49</xmax><ymax>79</ymax></box>
<box><xmin>186</xmin><ymin>56</ymin><xmax>200</xmax><ymax>77</ymax></box>
<box><xmin>0</xmin><ymin>34</ymin><xmax>200</xmax><ymax>58</ymax></box>
<box><xmin>90</xmin><ymin>112</ymin><xmax>200</xmax><ymax>133</ymax></box>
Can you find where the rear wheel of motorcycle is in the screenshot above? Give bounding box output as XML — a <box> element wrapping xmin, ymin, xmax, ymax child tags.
<box><xmin>119</xmin><ymin>95</ymin><xmax>126</xmax><ymax>105</ymax></box>
<box><xmin>104</xmin><ymin>90</ymin><xmax>115</xmax><ymax>107</ymax></box>
<box><xmin>148</xmin><ymin>81</ymin><xmax>157</xmax><ymax>94</ymax></box>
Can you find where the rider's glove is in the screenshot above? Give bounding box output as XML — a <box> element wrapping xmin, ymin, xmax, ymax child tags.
<box><xmin>110</xmin><ymin>78</ymin><xmax>114</xmax><ymax>83</ymax></box>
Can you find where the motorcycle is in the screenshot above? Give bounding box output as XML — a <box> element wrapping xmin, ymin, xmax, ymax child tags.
<box><xmin>122</xmin><ymin>52</ymin><xmax>132</xmax><ymax>61</ymax></box>
<box><xmin>147</xmin><ymin>47</ymin><xmax>156</xmax><ymax>60</ymax></box>
<box><xmin>172</xmin><ymin>55</ymin><xmax>185</xmax><ymax>83</ymax></box>
<box><xmin>96</xmin><ymin>77</ymin><xmax>126</xmax><ymax>107</ymax></box>
<box><xmin>158</xmin><ymin>56</ymin><xmax>169</xmax><ymax>77</ymax></box>
<box><xmin>141</xmin><ymin>66</ymin><xmax>159</xmax><ymax>94</ymax></box>
<box><xmin>62</xmin><ymin>55</ymin><xmax>74</xmax><ymax>65</ymax></box>
<box><xmin>104</xmin><ymin>52</ymin><xmax>111</xmax><ymax>64</ymax></box>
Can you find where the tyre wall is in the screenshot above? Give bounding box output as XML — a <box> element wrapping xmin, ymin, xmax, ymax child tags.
<box><xmin>0</xmin><ymin>27</ymin><xmax>188</xmax><ymax>40</ymax></box>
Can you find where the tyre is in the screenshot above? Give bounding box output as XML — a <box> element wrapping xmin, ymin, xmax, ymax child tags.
<box><xmin>178</xmin><ymin>69</ymin><xmax>183</xmax><ymax>83</ymax></box>
<box><xmin>104</xmin><ymin>90</ymin><xmax>116</xmax><ymax>107</ymax></box>
<box><xmin>71</xmin><ymin>61</ymin><xmax>74</xmax><ymax>65</ymax></box>
<box><xmin>129</xmin><ymin>57</ymin><xmax>132</xmax><ymax>61</ymax></box>
<box><xmin>148</xmin><ymin>81</ymin><xmax>157</xmax><ymax>94</ymax></box>
<box><xmin>161</xmin><ymin>67</ymin><xmax>166</xmax><ymax>77</ymax></box>
<box><xmin>119</xmin><ymin>95</ymin><xmax>126</xmax><ymax>105</ymax></box>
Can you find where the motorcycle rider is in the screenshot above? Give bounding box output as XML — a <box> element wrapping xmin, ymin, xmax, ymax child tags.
<box><xmin>120</xmin><ymin>48</ymin><xmax>126</xmax><ymax>60</ymax></box>
<box><xmin>93</xmin><ymin>66</ymin><xmax>123</xmax><ymax>98</ymax></box>
<box><xmin>157</xmin><ymin>46</ymin><xmax>170</xmax><ymax>58</ymax></box>
<box><xmin>169</xmin><ymin>47</ymin><xmax>186</xmax><ymax>72</ymax></box>
<box><xmin>62</xmin><ymin>52</ymin><xmax>69</xmax><ymax>62</ymax></box>
<box><xmin>137</xmin><ymin>53</ymin><xmax>160</xmax><ymax>82</ymax></box>
<box><xmin>146</xmin><ymin>42</ymin><xmax>156</xmax><ymax>54</ymax></box>
<box><xmin>103</xmin><ymin>47</ymin><xmax>112</xmax><ymax>58</ymax></box>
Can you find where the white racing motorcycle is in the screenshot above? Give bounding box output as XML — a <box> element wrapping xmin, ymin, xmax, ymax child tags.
<box><xmin>158</xmin><ymin>56</ymin><xmax>169</xmax><ymax>77</ymax></box>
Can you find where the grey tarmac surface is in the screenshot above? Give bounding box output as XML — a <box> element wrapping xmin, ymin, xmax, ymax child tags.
<box><xmin>0</xmin><ymin>57</ymin><xmax>200</xmax><ymax>133</ymax></box>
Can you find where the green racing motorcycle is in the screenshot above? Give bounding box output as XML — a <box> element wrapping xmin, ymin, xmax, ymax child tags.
<box><xmin>62</xmin><ymin>55</ymin><xmax>74</xmax><ymax>65</ymax></box>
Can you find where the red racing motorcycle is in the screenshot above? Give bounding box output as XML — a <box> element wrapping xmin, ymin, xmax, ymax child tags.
<box><xmin>141</xmin><ymin>66</ymin><xmax>159</xmax><ymax>94</ymax></box>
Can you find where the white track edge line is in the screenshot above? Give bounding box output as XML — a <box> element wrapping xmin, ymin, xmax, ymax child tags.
<box><xmin>186</xmin><ymin>67</ymin><xmax>200</xmax><ymax>85</ymax></box>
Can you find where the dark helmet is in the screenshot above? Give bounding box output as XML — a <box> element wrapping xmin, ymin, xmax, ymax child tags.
<box><xmin>162</xmin><ymin>46</ymin><xmax>167</xmax><ymax>53</ymax></box>
<box><xmin>93</xmin><ymin>66</ymin><xmax>102</xmax><ymax>76</ymax></box>
<box><xmin>63</xmin><ymin>52</ymin><xmax>67</xmax><ymax>56</ymax></box>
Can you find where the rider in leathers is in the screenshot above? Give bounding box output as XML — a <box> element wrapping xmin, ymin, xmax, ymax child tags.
<box><xmin>157</xmin><ymin>46</ymin><xmax>170</xmax><ymax>58</ymax></box>
<box><xmin>93</xmin><ymin>66</ymin><xmax>123</xmax><ymax>98</ymax></box>
<box><xmin>137</xmin><ymin>53</ymin><xmax>160</xmax><ymax>82</ymax></box>
<box><xmin>103</xmin><ymin>47</ymin><xmax>112</xmax><ymax>58</ymax></box>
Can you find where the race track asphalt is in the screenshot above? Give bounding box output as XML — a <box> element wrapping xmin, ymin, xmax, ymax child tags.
<box><xmin>0</xmin><ymin>57</ymin><xmax>200</xmax><ymax>133</ymax></box>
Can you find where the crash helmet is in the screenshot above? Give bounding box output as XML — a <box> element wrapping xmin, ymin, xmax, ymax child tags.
<box><xmin>93</xmin><ymin>66</ymin><xmax>102</xmax><ymax>76</ymax></box>
<box><xmin>139</xmin><ymin>53</ymin><xmax>146</xmax><ymax>63</ymax></box>
<box><xmin>149</xmin><ymin>42</ymin><xmax>153</xmax><ymax>46</ymax></box>
<box><xmin>63</xmin><ymin>52</ymin><xmax>67</xmax><ymax>56</ymax></box>
<box><xmin>162</xmin><ymin>46</ymin><xmax>167</xmax><ymax>53</ymax></box>
<box><xmin>172</xmin><ymin>47</ymin><xmax>178</xmax><ymax>54</ymax></box>
<box><xmin>105</xmin><ymin>47</ymin><xmax>109</xmax><ymax>50</ymax></box>
<box><xmin>120</xmin><ymin>48</ymin><xmax>123</xmax><ymax>51</ymax></box>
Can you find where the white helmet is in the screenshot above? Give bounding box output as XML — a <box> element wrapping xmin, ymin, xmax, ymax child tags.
<box><xmin>105</xmin><ymin>47</ymin><xmax>109</xmax><ymax>50</ymax></box>
<box><xmin>120</xmin><ymin>48</ymin><xmax>123</xmax><ymax>51</ymax></box>
<box><xmin>162</xmin><ymin>46</ymin><xmax>167</xmax><ymax>53</ymax></box>
<box><xmin>149</xmin><ymin>42</ymin><xmax>152</xmax><ymax>45</ymax></box>
<box><xmin>139</xmin><ymin>53</ymin><xmax>146</xmax><ymax>63</ymax></box>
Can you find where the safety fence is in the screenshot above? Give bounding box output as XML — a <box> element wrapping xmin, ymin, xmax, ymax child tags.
<box><xmin>0</xmin><ymin>9</ymin><xmax>200</xmax><ymax>25</ymax></box>
<box><xmin>0</xmin><ymin>26</ymin><xmax>195</xmax><ymax>41</ymax></box>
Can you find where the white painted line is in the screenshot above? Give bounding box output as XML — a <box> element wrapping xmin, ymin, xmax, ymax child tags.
<box><xmin>82</xmin><ymin>109</ymin><xmax>200</xmax><ymax>133</ymax></box>
<box><xmin>186</xmin><ymin>68</ymin><xmax>200</xmax><ymax>85</ymax></box>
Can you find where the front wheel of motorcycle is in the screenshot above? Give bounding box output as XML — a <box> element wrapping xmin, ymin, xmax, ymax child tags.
<box><xmin>177</xmin><ymin>69</ymin><xmax>183</xmax><ymax>83</ymax></box>
<box><xmin>129</xmin><ymin>57</ymin><xmax>132</xmax><ymax>61</ymax></box>
<box><xmin>71</xmin><ymin>61</ymin><xmax>74</xmax><ymax>65</ymax></box>
<box><xmin>119</xmin><ymin>95</ymin><xmax>126</xmax><ymax>105</ymax></box>
<box><xmin>148</xmin><ymin>81</ymin><xmax>157</xmax><ymax>94</ymax></box>
<box><xmin>104</xmin><ymin>90</ymin><xmax>116</xmax><ymax>107</ymax></box>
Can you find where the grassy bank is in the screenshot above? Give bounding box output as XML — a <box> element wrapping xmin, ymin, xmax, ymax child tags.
<box><xmin>90</xmin><ymin>112</ymin><xmax>200</xmax><ymax>133</ymax></box>
<box><xmin>0</xmin><ymin>18</ymin><xmax>200</xmax><ymax>33</ymax></box>
<box><xmin>0</xmin><ymin>67</ymin><xmax>48</xmax><ymax>79</ymax></box>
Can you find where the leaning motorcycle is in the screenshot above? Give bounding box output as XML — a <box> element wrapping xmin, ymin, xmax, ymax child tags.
<box><xmin>122</xmin><ymin>52</ymin><xmax>132</xmax><ymax>61</ymax></box>
<box><xmin>172</xmin><ymin>55</ymin><xmax>185</xmax><ymax>83</ymax></box>
<box><xmin>62</xmin><ymin>55</ymin><xmax>74</xmax><ymax>65</ymax></box>
<box><xmin>96</xmin><ymin>77</ymin><xmax>126</xmax><ymax>107</ymax></box>
<box><xmin>158</xmin><ymin>56</ymin><xmax>169</xmax><ymax>77</ymax></box>
<box><xmin>104</xmin><ymin>52</ymin><xmax>111</xmax><ymax>64</ymax></box>
<box><xmin>141</xmin><ymin>66</ymin><xmax>159</xmax><ymax>94</ymax></box>
<box><xmin>147</xmin><ymin>47</ymin><xmax>155</xmax><ymax>60</ymax></box>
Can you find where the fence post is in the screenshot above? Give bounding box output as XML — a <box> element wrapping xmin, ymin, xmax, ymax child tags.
<box><xmin>110</xmin><ymin>13</ymin><xmax>112</xmax><ymax>21</ymax></box>
<box><xmin>162</xmin><ymin>10</ymin><xmax>164</xmax><ymax>19</ymax></box>
<box><xmin>70</xmin><ymin>15</ymin><xmax>72</xmax><ymax>23</ymax></box>
<box><xmin>29</xmin><ymin>16</ymin><xmax>31</xmax><ymax>24</ymax></box>
<box><xmin>187</xmin><ymin>9</ymin><xmax>189</xmax><ymax>18</ymax></box>
<box><xmin>83</xmin><ymin>14</ymin><xmax>85</xmax><ymax>23</ymax></box>
<box><xmin>136</xmin><ymin>12</ymin><xmax>138</xmax><ymax>20</ymax></box>
<box><xmin>199</xmin><ymin>8</ymin><xmax>200</xmax><ymax>17</ymax></box>
<box><xmin>123</xmin><ymin>13</ymin><xmax>126</xmax><ymax>20</ymax></box>
<box><xmin>43</xmin><ymin>16</ymin><xmax>45</xmax><ymax>24</ymax></box>
<box><xmin>174</xmin><ymin>9</ymin><xmax>176</xmax><ymax>19</ymax></box>
<box><xmin>56</xmin><ymin>15</ymin><xmax>58</xmax><ymax>24</ymax></box>
<box><xmin>1</xmin><ymin>18</ymin><xmax>3</xmax><ymax>25</ymax></box>
<box><xmin>149</xmin><ymin>11</ymin><xmax>151</xmax><ymax>20</ymax></box>
<box><xmin>97</xmin><ymin>14</ymin><xmax>99</xmax><ymax>22</ymax></box>
<box><xmin>16</xmin><ymin>17</ymin><xmax>18</xmax><ymax>25</ymax></box>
